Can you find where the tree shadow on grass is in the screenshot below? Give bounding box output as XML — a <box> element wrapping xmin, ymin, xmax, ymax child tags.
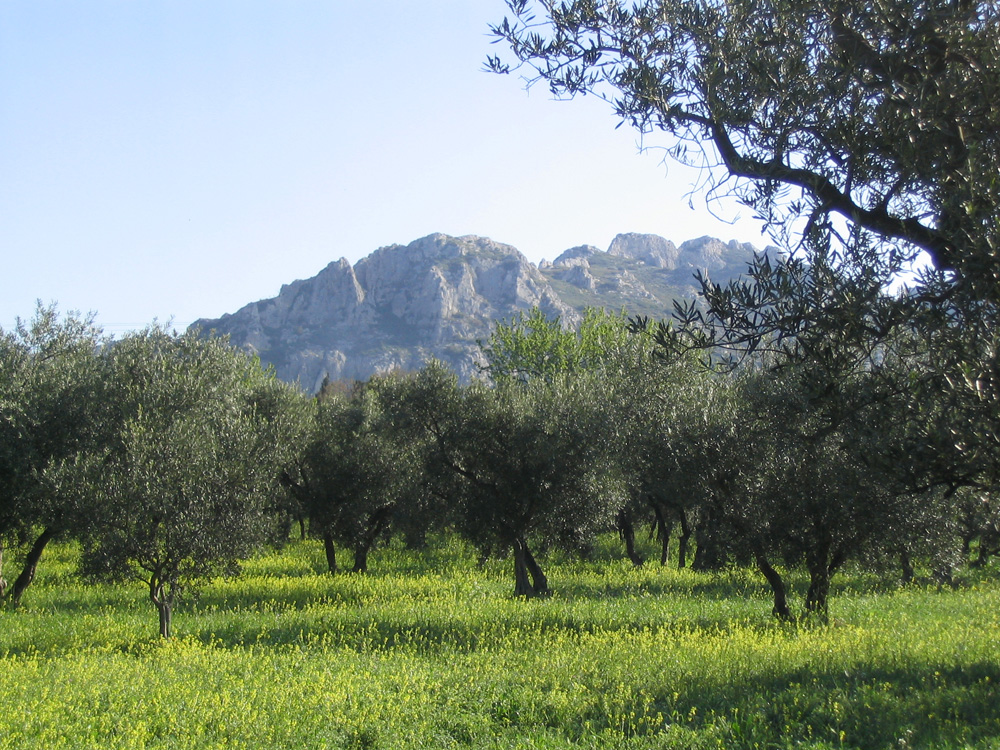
<box><xmin>649</xmin><ymin>661</ymin><xmax>1000</xmax><ymax>750</ymax></box>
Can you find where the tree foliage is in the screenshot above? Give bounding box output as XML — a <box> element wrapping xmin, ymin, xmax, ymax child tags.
<box><xmin>490</xmin><ymin>0</ymin><xmax>1000</xmax><ymax>495</ymax></box>
<box><xmin>490</xmin><ymin>0</ymin><xmax>1000</xmax><ymax>294</ymax></box>
<box><xmin>399</xmin><ymin>362</ymin><xmax>624</xmax><ymax>596</ymax></box>
<box><xmin>74</xmin><ymin>327</ymin><xmax>306</xmax><ymax>637</ymax></box>
<box><xmin>0</xmin><ymin>303</ymin><xmax>109</xmax><ymax>606</ymax></box>
<box><xmin>294</xmin><ymin>375</ymin><xmax>425</xmax><ymax>574</ymax></box>
<box><xmin>480</xmin><ymin>306</ymin><xmax>636</xmax><ymax>383</ymax></box>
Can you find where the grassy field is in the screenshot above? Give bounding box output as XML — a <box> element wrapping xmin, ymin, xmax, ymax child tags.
<box><xmin>1</xmin><ymin>536</ymin><xmax>998</xmax><ymax>749</ymax></box>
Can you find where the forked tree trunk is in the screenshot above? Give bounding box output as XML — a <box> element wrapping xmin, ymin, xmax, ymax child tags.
<box><xmin>513</xmin><ymin>538</ymin><xmax>548</xmax><ymax>597</ymax></box>
<box><xmin>805</xmin><ymin>544</ymin><xmax>846</xmax><ymax>622</ymax></box>
<box><xmin>150</xmin><ymin>581</ymin><xmax>174</xmax><ymax>639</ymax></box>
<box><xmin>660</xmin><ymin>520</ymin><xmax>674</xmax><ymax>567</ymax></box>
<box><xmin>523</xmin><ymin>543</ymin><xmax>548</xmax><ymax>595</ymax></box>
<box><xmin>352</xmin><ymin>544</ymin><xmax>370</xmax><ymax>574</ymax></box>
<box><xmin>752</xmin><ymin>548</ymin><xmax>791</xmax><ymax>620</ymax></box>
<box><xmin>323</xmin><ymin>532</ymin><xmax>338</xmax><ymax>574</ymax></box>
<box><xmin>513</xmin><ymin>541</ymin><xmax>532</xmax><ymax>596</ymax></box>
<box><xmin>351</xmin><ymin>510</ymin><xmax>392</xmax><ymax>574</ymax></box>
<box><xmin>649</xmin><ymin>501</ymin><xmax>672</xmax><ymax>566</ymax></box>
<box><xmin>8</xmin><ymin>526</ymin><xmax>57</xmax><ymax>608</ymax></box>
<box><xmin>156</xmin><ymin>600</ymin><xmax>173</xmax><ymax>639</ymax></box>
<box><xmin>617</xmin><ymin>510</ymin><xmax>644</xmax><ymax>567</ymax></box>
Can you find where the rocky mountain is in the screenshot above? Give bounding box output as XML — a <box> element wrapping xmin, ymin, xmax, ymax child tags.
<box><xmin>539</xmin><ymin>233</ymin><xmax>766</xmax><ymax>319</ymax></box>
<box><xmin>191</xmin><ymin>232</ymin><xmax>772</xmax><ymax>391</ymax></box>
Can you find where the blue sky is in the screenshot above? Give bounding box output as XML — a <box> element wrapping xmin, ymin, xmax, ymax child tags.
<box><xmin>0</xmin><ymin>1</ymin><xmax>766</xmax><ymax>334</ymax></box>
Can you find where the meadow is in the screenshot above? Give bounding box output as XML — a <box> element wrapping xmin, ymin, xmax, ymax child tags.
<box><xmin>1</xmin><ymin>536</ymin><xmax>998</xmax><ymax>750</ymax></box>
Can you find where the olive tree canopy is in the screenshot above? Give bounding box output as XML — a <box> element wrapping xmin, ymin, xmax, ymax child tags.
<box><xmin>76</xmin><ymin>327</ymin><xmax>308</xmax><ymax>637</ymax></box>
<box><xmin>490</xmin><ymin>0</ymin><xmax>999</xmax><ymax>297</ymax></box>
<box><xmin>491</xmin><ymin>0</ymin><xmax>1000</xmax><ymax>490</ymax></box>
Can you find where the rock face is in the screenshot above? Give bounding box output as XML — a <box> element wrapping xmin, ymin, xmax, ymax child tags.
<box><xmin>539</xmin><ymin>233</ymin><xmax>775</xmax><ymax>321</ymax></box>
<box><xmin>608</xmin><ymin>233</ymin><xmax>680</xmax><ymax>269</ymax></box>
<box><xmin>192</xmin><ymin>234</ymin><xmax>576</xmax><ymax>391</ymax></box>
<box><xmin>192</xmin><ymin>231</ymin><xmax>774</xmax><ymax>391</ymax></box>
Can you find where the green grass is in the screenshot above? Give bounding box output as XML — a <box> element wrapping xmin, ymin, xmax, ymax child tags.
<box><xmin>1</xmin><ymin>536</ymin><xmax>998</xmax><ymax>749</ymax></box>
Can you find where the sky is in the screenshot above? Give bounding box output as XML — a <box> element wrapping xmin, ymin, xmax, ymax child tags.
<box><xmin>0</xmin><ymin>1</ymin><xmax>769</xmax><ymax>335</ymax></box>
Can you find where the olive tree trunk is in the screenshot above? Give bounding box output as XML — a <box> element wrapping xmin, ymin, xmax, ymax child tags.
<box><xmin>513</xmin><ymin>538</ymin><xmax>548</xmax><ymax>597</ymax></box>
<box><xmin>7</xmin><ymin>526</ymin><xmax>57</xmax><ymax>608</ymax></box>
<box><xmin>617</xmin><ymin>510</ymin><xmax>644</xmax><ymax>567</ymax></box>
<box><xmin>805</xmin><ymin>544</ymin><xmax>847</xmax><ymax>622</ymax></box>
<box><xmin>351</xmin><ymin>509</ymin><xmax>392</xmax><ymax>574</ymax></box>
<box><xmin>150</xmin><ymin>579</ymin><xmax>175</xmax><ymax>639</ymax></box>
<box><xmin>752</xmin><ymin>547</ymin><xmax>791</xmax><ymax>620</ymax></box>
<box><xmin>322</xmin><ymin>532</ymin><xmax>338</xmax><ymax>574</ymax></box>
<box><xmin>352</xmin><ymin>544</ymin><xmax>371</xmax><ymax>574</ymax></box>
<box><xmin>650</xmin><ymin>502</ymin><xmax>674</xmax><ymax>567</ymax></box>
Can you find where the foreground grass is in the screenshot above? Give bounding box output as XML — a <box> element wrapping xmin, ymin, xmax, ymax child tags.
<box><xmin>1</xmin><ymin>539</ymin><xmax>998</xmax><ymax>749</ymax></box>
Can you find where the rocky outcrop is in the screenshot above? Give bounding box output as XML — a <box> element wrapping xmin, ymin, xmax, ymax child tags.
<box><xmin>608</xmin><ymin>233</ymin><xmax>680</xmax><ymax>269</ymax></box>
<box><xmin>538</xmin><ymin>232</ymin><xmax>776</xmax><ymax>321</ymax></box>
<box><xmin>192</xmin><ymin>234</ymin><xmax>577</xmax><ymax>391</ymax></box>
<box><xmin>192</xmin><ymin>231</ymin><xmax>773</xmax><ymax>391</ymax></box>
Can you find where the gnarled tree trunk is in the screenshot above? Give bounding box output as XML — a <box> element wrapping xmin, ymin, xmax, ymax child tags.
<box><xmin>650</xmin><ymin>501</ymin><xmax>673</xmax><ymax>566</ymax></box>
<box><xmin>805</xmin><ymin>543</ymin><xmax>846</xmax><ymax>621</ymax></box>
<box><xmin>617</xmin><ymin>509</ymin><xmax>644</xmax><ymax>567</ymax></box>
<box><xmin>753</xmin><ymin>547</ymin><xmax>791</xmax><ymax>620</ymax></box>
<box><xmin>150</xmin><ymin>580</ymin><xmax>174</xmax><ymax>639</ymax></box>
<box><xmin>352</xmin><ymin>544</ymin><xmax>370</xmax><ymax>574</ymax></box>
<box><xmin>513</xmin><ymin>538</ymin><xmax>548</xmax><ymax>597</ymax></box>
<box><xmin>351</xmin><ymin>507</ymin><xmax>392</xmax><ymax>574</ymax></box>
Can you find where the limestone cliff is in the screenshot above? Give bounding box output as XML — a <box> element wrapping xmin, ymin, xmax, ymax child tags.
<box><xmin>192</xmin><ymin>232</ymin><xmax>773</xmax><ymax>391</ymax></box>
<box><xmin>540</xmin><ymin>233</ymin><xmax>774</xmax><ymax>320</ymax></box>
<box><xmin>192</xmin><ymin>234</ymin><xmax>576</xmax><ymax>391</ymax></box>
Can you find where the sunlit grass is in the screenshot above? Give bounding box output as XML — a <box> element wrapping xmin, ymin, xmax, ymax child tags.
<box><xmin>1</xmin><ymin>536</ymin><xmax>998</xmax><ymax>749</ymax></box>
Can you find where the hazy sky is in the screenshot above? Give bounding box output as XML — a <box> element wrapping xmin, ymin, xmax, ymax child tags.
<box><xmin>1</xmin><ymin>1</ymin><xmax>768</xmax><ymax>334</ymax></box>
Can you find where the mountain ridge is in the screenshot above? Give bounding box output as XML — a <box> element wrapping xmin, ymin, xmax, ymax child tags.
<box><xmin>192</xmin><ymin>232</ymin><xmax>774</xmax><ymax>391</ymax></box>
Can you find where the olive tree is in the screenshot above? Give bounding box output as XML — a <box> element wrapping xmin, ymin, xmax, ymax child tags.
<box><xmin>490</xmin><ymin>0</ymin><xmax>999</xmax><ymax>296</ymax></box>
<box><xmin>75</xmin><ymin>327</ymin><xmax>306</xmax><ymax>637</ymax></box>
<box><xmin>482</xmin><ymin>307</ymin><xmax>680</xmax><ymax>567</ymax></box>
<box><xmin>400</xmin><ymin>363</ymin><xmax>624</xmax><ymax>596</ymax></box>
<box><xmin>490</xmin><ymin>0</ymin><xmax>1000</xmax><ymax>496</ymax></box>
<box><xmin>644</xmin><ymin>255</ymin><xmax>949</xmax><ymax>619</ymax></box>
<box><xmin>0</xmin><ymin>303</ymin><xmax>109</xmax><ymax>607</ymax></box>
<box><xmin>480</xmin><ymin>306</ymin><xmax>635</xmax><ymax>384</ymax></box>
<box><xmin>291</xmin><ymin>375</ymin><xmax>424</xmax><ymax>574</ymax></box>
